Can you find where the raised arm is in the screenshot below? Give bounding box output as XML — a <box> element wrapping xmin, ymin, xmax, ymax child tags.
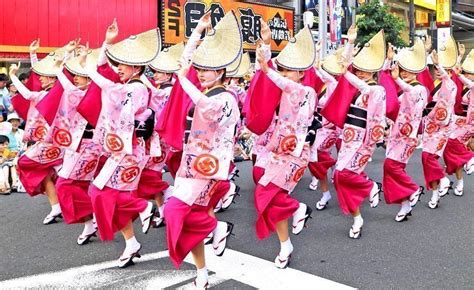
<box><xmin>29</xmin><ymin>39</ymin><xmax>40</xmax><ymax>65</ymax></box>
<box><xmin>315</xmin><ymin>66</ymin><xmax>337</xmax><ymax>86</ymax></box>
<box><xmin>459</xmin><ymin>74</ymin><xmax>473</xmax><ymax>89</ymax></box>
<box><xmin>181</xmin><ymin>12</ymin><xmax>211</xmax><ymax>64</ymax></box>
<box><xmin>344</xmin><ymin>70</ymin><xmax>371</xmax><ymax>95</ymax></box>
<box><xmin>78</xmin><ymin>44</ymin><xmax>114</xmax><ymax>89</ymax></box>
<box><xmin>255</xmin><ymin>21</ymin><xmax>272</xmax><ymax>71</ymax></box>
<box><xmin>9</xmin><ymin>62</ymin><xmax>34</xmax><ymax>99</ymax></box>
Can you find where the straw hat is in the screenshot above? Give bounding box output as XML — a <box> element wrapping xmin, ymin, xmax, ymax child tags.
<box><xmin>438</xmin><ymin>35</ymin><xmax>457</xmax><ymax>69</ymax></box>
<box><xmin>461</xmin><ymin>49</ymin><xmax>474</xmax><ymax>74</ymax></box>
<box><xmin>321</xmin><ymin>47</ymin><xmax>344</xmax><ymax>75</ymax></box>
<box><xmin>353</xmin><ymin>30</ymin><xmax>386</xmax><ymax>72</ymax></box>
<box><xmin>275</xmin><ymin>27</ymin><xmax>316</xmax><ymax>71</ymax></box>
<box><xmin>226</xmin><ymin>51</ymin><xmax>243</xmax><ymax>76</ymax></box>
<box><xmin>32</xmin><ymin>47</ymin><xmax>66</xmax><ymax>77</ymax></box>
<box><xmin>228</xmin><ymin>52</ymin><xmax>251</xmax><ymax>78</ymax></box>
<box><xmin>64</xmin><ymin>49</ymin><xmax>100</xmax><ymax>77</ymax></box>
<box><xmin>149</xmin><ymin>42</ymin><xmax>184</xmax><ymax>73</ymax></box>
<box><xmin>193</xmin><ymin>11</ymin><xmax>243</xmax><ymax>71</ymax></box>
<box><xmin>396</xmin><ymin>38</ymin><xmax>426</xmax><ymax>73</ymax></box>
<box><xmin>106</xmin><ymin>28</ymin><xmax>161</xmax><ymax>66</ymax></box>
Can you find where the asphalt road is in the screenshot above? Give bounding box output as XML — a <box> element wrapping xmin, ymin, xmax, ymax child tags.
<box><xmin>0</xmin><ymin>148</ymin><xmax>472</xmax><ymax>289</ymax></box>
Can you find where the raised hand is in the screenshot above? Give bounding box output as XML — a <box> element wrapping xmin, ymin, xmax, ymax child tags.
<box><xmin>431</xmin><ymin>50</ymin><xmax>438</xmax><ymax>66</ymax></box>
<box><xmin>77</xmin><ymin>43</ymin><xmax>89</xmax><ymax>68</ymax></box>
<box><xmin>105</xmin><ymin>18</ymin><xmax>119</xmax><ymax>44</ymax></box>
<box><xmin>391</xmin><ymin>63</ymin><xmax>399</xmax><ymax>80</ymax></box>
<box><xmin>196</xmin><ymin>11</ymin><xmax>212</xmax><ymax>33</ymax></box>
<box><xmin>424</xmin><ymin>35</ymin><xmax>432</xmax><ymax>53</ymax></box>
<box><xmin>65</xmin><ymin>38</ymin><xmax>81</xmax><ymax>54</ymax></box>
<box><xmin>177</xmin><ymin>59</ymin><xmax>191</xmax><ymax>80</ymax></box>
<box><xmin>256</xmin><ymin>44</ymin><xmax>268</xmax><ymax>73</ymax></box>
<box><xmin>458</xmin><ymin>42</ymin><xmax>465</xmax><ymax>58</ymax></box>
<box><xmin>387</xmin><ymin>43</ymin><xmax>395</xmax><ymax>61</ymax></box>
<box><xmin>29</xmin><ymin>39</ymin><xmax>40</xmax><ymax>53</ymax></box>
<box><xmin>260</xmin><ymin>21</ymin><xmax>271</xmax><ymax>45</ymax></box>
<box><xmin>347</xmin><ymin>24</ymin><xmax>357</xmax><ymax>44</ymax></box>
<box><xmin>9</xmin><ymin>62</ymin><xmax>21</xmax><ymax>76</ymax></box>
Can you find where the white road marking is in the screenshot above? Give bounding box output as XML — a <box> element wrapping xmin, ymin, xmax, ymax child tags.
<box><xmin>0</xmin><ymin>246</ymin><xmax>353</xmax><ymax>289</ymax></box>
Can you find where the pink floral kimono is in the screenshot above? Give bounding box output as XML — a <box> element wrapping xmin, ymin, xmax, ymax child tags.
<box><xmin>383</xmin><ymin>78</ymin><xmax>427</xmax><ymax>204</ymax></box>
<box><xmin>421</xmin><ymin>67</ymin><xmax>457</xmax><ymax>188</ymax></box>
<box><xmin>333</xmin><ymin>71</ymin><xmax>386</xmax><ymax>215</ymax></box>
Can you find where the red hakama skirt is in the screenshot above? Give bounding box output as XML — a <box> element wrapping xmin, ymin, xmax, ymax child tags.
<box><xmin>382</xmin><ymin>158</ymin><xmax>419</xmax><ymax>204</ymax></box>
<box><xmin>333</xmin><ymin>169</ymin><xmax>374</xmax><ymax>215</ymax></box>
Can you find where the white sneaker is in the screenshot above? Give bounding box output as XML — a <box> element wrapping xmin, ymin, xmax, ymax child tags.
<box><xmin>221</xmin><ymin>183</ymin><xmax>240</xmax><ymax>210</ymax></box>
<box><xmin>212</xmin><ymin>221</ymin><xmax>233</xmax><ymax>256</ymax></box>
<box><xmin>118</xmin><ymin>243</ymin><xmax>141</xmax><ymax>268</ymax></box>
<box><xmin>139</xmin><ymin>202</ymin><xmax>155</xmax><ymax>234</ymax></box>
<box><xmin>437</xmin><ymin>177</ymin><xmax>451</xmax><ymax>197</ymax></box>
<box><xmin>292</xmin><ymin>203</ymin><xmax>312</xmax><ymax>235</ymax></box>
<box><xmin>409</xmin><ymin>186</ymin><xmax>424</xmax><ymax>207</ymax></box>
<box><xmin>308</xmin><ymin>177</ymin><xmax>319</xmax><ymax>191</ymax></box>
<box><xmin>369</xmin><ymin>182</ymin><xmax>381</xmax><ymax>208</ymax></box>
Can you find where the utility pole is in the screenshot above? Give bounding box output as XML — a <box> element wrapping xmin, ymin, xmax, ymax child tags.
<box><xmin>409</xmin><ymin>0</ymin><xmax>415</xmax><ymax>45</ymax></box>
<box><xmin>319</xmin><ymin>0</ymin><xmax>328</xmax><ymax>58</ymax></box>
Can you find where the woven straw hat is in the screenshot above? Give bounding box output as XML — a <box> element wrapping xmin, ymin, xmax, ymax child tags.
<box><xmin>193</xmin><ymin>11</ymin><xmax>243</xmax><ymax>71</ymax></box>
<box><xmin>321</xmin><ymin>47</ymin><xmax>345</xmax><ymax>75</ymax></box>
<box><xmin>32</xmin><ymin>48</ymin><xmax>66</xmax><ymax>77</ymax></box>
<box><xmin>275</xmin><ymin>27</ymin><xmax>316</xmax><ymax>71</ymax></box>
<box><xmin>461</xmin><ymin>49</ymin><xmax>474</xmax><ymax>74</ymax></box>
<box><xmin>353</xmin><ymin>30</ymin><xmax>386</xmax><ymax>72</ymax></box>
<box><xmin>64</xmin><ymin>49</ymin><xmax>100</xmax><ymax>77</ymax></box>
<box><xmin>396</xmin><ymin>38</ymin><xmax>426</xmax><ymax>73</ymax></box>
<box><xmin>106</xmin><ymin>28</ymin><xmax>161</xmax><ymax>66</ymax></box>
<box><xmin>226</xmin><ymin>51</ymin><xmax>243</xmax><ymax>76</ymax></box>
<box><xmin>149</xmin><ymin>42</ymin><xmax>184</xmax><ymax>73</ymax></box>
<box><xmin>438</xmin><ymin>35</ymin><xmax>457</xmax><ymax>69</ymax></box>
<box><xmin>228</xmin><ymin>52</ymin><xmax>251</xmax><ymax>78</ymax></box>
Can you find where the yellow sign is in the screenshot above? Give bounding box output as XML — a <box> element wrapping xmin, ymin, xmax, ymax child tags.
<box><xmin>414</xmin><ymin>0</ymin><xmax>436</xmax><ymax>11</ymax></box>
<box><xmin>436</xmin><ymin>0</ymin><xmax>451</xmax><ymax>27</ymax></box>
<box><xmin>415</xmin><ymin>10</ymin><xmax>429</xmax><ymax>27</ymax></box>
<box><xmin>161</xmin><ymin>0</ymin><xmax>295</xmax><ymax>52</ymax></box>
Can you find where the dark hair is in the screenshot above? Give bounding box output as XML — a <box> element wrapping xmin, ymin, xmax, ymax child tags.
<box><xmin>0</xmin><ymin>135</ymin><xmax>10</xmax><ymax>144</ymax></box>
<box><xmin>19</xmin><ymin>73</ymin><xmax>30</xmax><ymax>82</ymax></box>
<box><xmin>6</xmin><ymin>81</ymin><xmax>14</xmax><ymax>89</ymax></box>
<box><xmin>0</xmin><ymin>74</ymin><xmax>8</xmax><ymax>82</ymax></box>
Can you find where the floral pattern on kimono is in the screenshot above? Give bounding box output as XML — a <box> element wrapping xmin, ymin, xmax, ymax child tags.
<box><xmin>386</xmin><ymin>80</ymin><xmax>427</xmax><ymax>163</ymax></box>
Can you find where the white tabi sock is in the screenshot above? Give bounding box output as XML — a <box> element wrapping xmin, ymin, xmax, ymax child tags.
<box><xmin>158</xmin><ymin>205</ymin><xmax>165</xmax><ymax>218</ymax></box>
<box><xmin>353</xmin><ymin>214</ymin><xmax>364</xmax><ymax>229</ymax></box>
<box><xmin>51</xmin><ymin>203</ymin><xmax>62</xmax><ymax>215</ymax></box>
<box><xmin>400</xmin><ymin>200</ymin><xmax>411</xmax><ymax>214</ymax></box>
<box><xmin>321</xmin><ymin>191</ymin><xmax>332</xmax><ymax>203</ymax></box>
<box><xmin>125</xmin><ymin>236</ymin><xmax>140</xmax><ymax>250</ymax></box>
<box><xmin>280</xmin><ymin>238</ymin><xmax>293</xmax><ymax>257</ymax></box>
<box><xmin>82</xmin><ymin>219</ymin><xmax>96</xmax><ymax>236</ymax></box>
<box><xmin>195</xmin><ymin>266</ymin><xmax>208</xmax><ymax>287</ymax></box>
<box><xmin>457</xmin><ymin>178</ymin><xmax>464</xmax><ymax>189</ymax></box>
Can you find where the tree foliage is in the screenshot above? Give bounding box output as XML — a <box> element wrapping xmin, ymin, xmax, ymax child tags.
<box><xmin>356</xmin><ymin>0</ymin><xmax>407</xmax><ymax>47</ymax></box>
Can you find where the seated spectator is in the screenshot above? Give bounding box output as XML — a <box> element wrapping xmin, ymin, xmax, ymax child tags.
<box><xmin>0</xmin><ymin>74</ymin><xmax>13</xmax><ymax>120</ymax></box>
<box><xmin>0</xmin><ymin>135</ymin><xmax>16</xmax><ymax>194</ymax></box>
<box><xmin>7</xmin><ymin>113</ymin><xmax>24</xmax><ymax>152</ymax></box>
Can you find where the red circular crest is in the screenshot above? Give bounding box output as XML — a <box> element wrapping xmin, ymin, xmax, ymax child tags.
<box><xmin>322</xmin><ymin>137</ymin><xmax>337</xmax><ymax>149</ymax></box>
<box><xmin>280</xmin><ymin>135</ymin><xmax>298</xmax><ymax>153</ymax></box>
<box><xmin>343</xmin><ymin>128</ymin><xmax>356</xmax><ymax>143</ymax></box>
<box><xmin>455</xmin><ymin>118</ymin><xmax>466</xmax><ymax>126</ymax></box>
<box><xmin>400</xmin><ymin>123</ymin><xmax>413</xmax><ymax>137</ymax></box>
<box><xmin>34</xmin><ymin>126</ymin><xmax>47</xmax><ymax>140</ymax></box>
<box><xmin>194</xmin><ymin>154</ymin><xmax>219</xmax><ymax>177</ymax></box>
<box><xmin>293</xmin><ymin>167</ymin><xmax>306</xmax><ymax>182</ymax></box>
<box><xmin>435</xmin><ymin>108</ymin><xmax>448</xmax><ymax>121</ymax></box>
<box><xmin>45</xmin><ymin>147</ymin><xmax>61</xmax><ymax>160</ymax></box>
<box><xmin>152</xmin><ymin>151</ymin><xmax>166</xmax><ymax>164</ymax></box>
<box><xmin>425</xmin><ymin>122</ymin><xmax>439</xmax><ymax>134</ymax></box>
<box><xmin>358</xmin><ymin>154</ymin><xmax>371</xmax><ymax>167</ymax></box>
<box><xmin>84</xmin><ymin>160</ymin><xmax>98</xmax><ymax>175</ymax></box>
<box><xmin>406</xmin><ymin>145</ymin><xmax>416</xmax><ymax>157</ymax></box>
<box><xmin>436</xmin><ymin>139</ymin><xmax>447</xmax><ymax>151</ymax></box>
<box><xmin>371</xmin><ymin>125</ymin><xmax>385</xmax><ymax>142</ymax></box>
<box><xmin>120</xmin><ymin>166</ymin><xmax>140</xmax><ymax>183</ymax></box>
<box><xmin>105</xmin><ymin>133</ymin><xmax>124</xmax><ymax>152</ymax></box>
<box><xmin>54</xmin><ymin>129</ymin><xmax>72</xmax><ymax>147</ymax></box>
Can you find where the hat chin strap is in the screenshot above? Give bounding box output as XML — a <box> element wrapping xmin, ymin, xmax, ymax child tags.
<box><xmin>200</xmin><ymin>72</ymin><xmax>224</xmax><ymax>88</ymax></box>
<box><xmin>125</xmin><ymin>66</ymin><xmax>141</xmax><ymax>84</ymax></box>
